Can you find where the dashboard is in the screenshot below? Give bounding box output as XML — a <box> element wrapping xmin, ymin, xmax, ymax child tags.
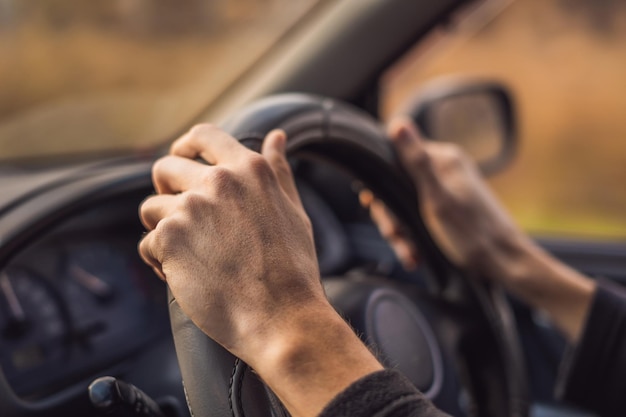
<box><xmin>0</xmin><ymin>193</ymin><xmax>168</xmax><ymax>400</ymax></box>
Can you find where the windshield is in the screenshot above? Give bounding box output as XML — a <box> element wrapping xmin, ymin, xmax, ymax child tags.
<box><xmin>0</xmin><ymin>0</ymin><xmax>320</xmax><ymax>161</ymax></box>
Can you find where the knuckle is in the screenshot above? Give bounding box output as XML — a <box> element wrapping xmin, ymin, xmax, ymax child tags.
<box><xmin>138</xmin><ymin>210</ymin><xmax>152</xmax><ymax>230</ymax></box>
<box><xmin>441</xmin><ymin>144</ymin><xmax>467</xmax><ymax>166</ymax></box>
<box><xmin>424</xmin><ymin>145</ymin><xmax>462</xmax><ymax>176</ymax></box>
<box><xmin>180</xmin><ymin>192</ymin><xmax>211</xmax><ymax>215</ymax></box>
<box><xmin>138</xmin><ymin>236</ymin><xmax>153</xmax><ymax>262</ymax></box>
<box><xmin>154</xmin><ymin>216</ymin><xmax>186</xmax><ymax>249</ymax></box>
<box><xmin>211</xmin><ymin>166</ymin><xmax>232</xmax><ymax>181</ymax></box>
<box><xmin>247</xmin><ymin>154</ymin><xmax>274</xmax><ymax>179</ymax></box>
<box><xmin>189</xmin><ymin>123</ymin><xmax>217</xmax><ymax>137</ymax></box>
<box><xmin>151</xmin><ymin>156</ymin><xmax>170</xmax><ymax>177</ymax></box>
<box><xmin>151</xmin><ymin>157</ymin><xmax>173</xmax><ymax>191</ymax></box>
<box><xmin>209</xmin><ymin>166</ymin><xmax>236</xmax><ymax>190</ymax></box>
<box><xmin>139</xmin><ymin>195</ymin><xmax>154</xmax><ymax>219</ymax></box>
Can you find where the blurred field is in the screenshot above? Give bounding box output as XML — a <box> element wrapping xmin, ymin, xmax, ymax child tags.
<box><xmin>1</xmin><ymin>0</ymin><xmax>625</xmax><ymax>241</ymax></box>
<box><xmin>383</xmin><ymin>0</ymin><xmax>626</xmax><ymax>241</ymax></box>
<box><xmin>0</xmin><ymin>0</ymin><xmax>317</xmax><ymax>159</ymax></box>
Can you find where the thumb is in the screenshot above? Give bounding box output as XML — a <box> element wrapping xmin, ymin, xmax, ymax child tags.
<box><xmin>261</xmin><ymin>129</ymin><xmax>302</xmax><ymax>206</ymax></box>
<box><xmin>387</xmin><ymin>117</ymin><xmax>437</xmax><ymax>189</ymax></box>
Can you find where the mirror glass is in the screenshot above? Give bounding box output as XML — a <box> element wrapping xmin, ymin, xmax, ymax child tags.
<box><xmin>425</xmin><ymin>92</ymin><xmax>506</xmax><ymax>168</ymax></box>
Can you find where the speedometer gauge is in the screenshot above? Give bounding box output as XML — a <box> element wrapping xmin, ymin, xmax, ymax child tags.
<box><xmin>0</xmin><ymin>268</ymin><xmax>70</xmax><ymax>375</ymax></box>
<box><xmin>60</xmin><ymin>241</ymin><xmax>167</xmax><ymax>354</ymax></box>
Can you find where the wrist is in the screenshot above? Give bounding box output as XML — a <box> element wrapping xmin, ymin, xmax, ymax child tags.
<box><xmin>491</xmin><ymin>234</ymin><xmax>546</xmax><ymax>290</ymax></box>
<box><xmin>248</xmin><ymin>301</ymin><xmax>383</xmax><ymax>417</ymax></box>
<box><xmin>476</xmin><ymin>228</ymin><xmax>539</xmax><ymax>287</ymax></box>
<box><xmin>494</xmin><ymin>239</ymin><xmax>595</xmax><ymax>342</ymax></box>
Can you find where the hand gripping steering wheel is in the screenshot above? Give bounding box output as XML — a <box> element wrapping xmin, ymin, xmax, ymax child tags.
<box><xmin>168</xmin><ymin>94</ymin><xmax>529</xmax><ymax>417</ymax></box>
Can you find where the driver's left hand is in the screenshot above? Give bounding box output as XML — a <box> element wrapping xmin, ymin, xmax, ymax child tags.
<box><xmin>138</xmin><ymin>124</ymin><xmax>383</xmax><ymax>417</ymax></box>
<box><xmin>139</xmin><ymin>124</ymin><xmax>322</xmax><ymax>356</ymax></box>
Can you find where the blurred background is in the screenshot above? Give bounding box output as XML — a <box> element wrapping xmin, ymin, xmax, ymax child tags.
<box><xmin>383</xmin><ymin>0</ymin><xmax>626</xmax><ymax>241</ymax></box>
<box><xmin>0</xmin><ymin>0</ymin><xmax>319</xmax><ymax>158</ymax></box>
<box><xmin>1</xmin><ymin>0</ymin><xmax>625</xmax><ymax>241</ymax></box>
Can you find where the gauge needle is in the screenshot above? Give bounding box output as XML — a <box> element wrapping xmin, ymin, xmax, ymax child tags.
<box><xmin>69</xmin><ymin>265</ymin><xmax>114</xmax><ymax>302</ymax></box>
<box><xmin>0</xmin><ymin>272</ymin><xmax>28</xmax><ymax>336</ymax></box>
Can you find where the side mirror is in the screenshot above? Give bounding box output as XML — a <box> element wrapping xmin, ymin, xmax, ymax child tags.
<box><xmin>407</xmin><ymin>78</ymin><xmax>517</xmax><ymax>175</ymax></box>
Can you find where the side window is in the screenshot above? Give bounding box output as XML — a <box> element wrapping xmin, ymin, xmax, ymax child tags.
<box><xmin>381</xmin><ymin>0</ymin><xmax>626</xmax><ymax>242</ymax></box>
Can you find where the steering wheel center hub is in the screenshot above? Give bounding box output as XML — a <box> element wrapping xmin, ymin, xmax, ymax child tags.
<box><xmin>365</xmin><ymin>288</ymin><xmax>443</xmax><ymax>397</ymax></box>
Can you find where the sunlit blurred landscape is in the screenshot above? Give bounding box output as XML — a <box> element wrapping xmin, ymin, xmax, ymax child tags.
<box><xmin>383</xmin><ymin>0</ymin><xmax>626</xmax><ymax>241</ymax></box>
<box><xmin>1</xmin><ymin>0</ymin><xmax>625</xmax><ymax>241</ymax></box>
<box><xmin>0</xmin><ymin>0</ymin><xmax>318</xmax><ymax>159</ymax></box>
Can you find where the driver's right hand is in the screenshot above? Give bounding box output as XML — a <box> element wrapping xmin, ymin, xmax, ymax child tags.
<box><xmin>364</xmin><ymin>118</ymin><xmax>595</xmax><ymax>343</ymax></box>
<box><xmin>363</xmin><ymin>118</ymin><xmax>535</xmax><ymax>285</ymax></box>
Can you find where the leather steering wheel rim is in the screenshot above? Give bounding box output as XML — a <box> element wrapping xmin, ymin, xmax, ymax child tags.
<box><xmin>168</xmin><ymin>93</ymin><xmax>529</xmax><ymax>417</ymax></box>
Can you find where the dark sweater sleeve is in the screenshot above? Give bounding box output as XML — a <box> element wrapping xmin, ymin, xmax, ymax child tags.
<box><xmin>556</xmin><ymin>278</ymin><xmax>626</xmax><ymax>417</ymax></box>
<box><xmin>318</xmin><ymin>369</ymin><xmax>450</xmax><ymax>417</ymax></box>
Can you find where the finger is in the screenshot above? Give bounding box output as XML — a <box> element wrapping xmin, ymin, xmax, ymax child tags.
<box><xmin>138</xmin><ymin>232</ymin><xmax>166</xmax><ymax>281</ymax></box>
<box><xmin>387</xmin><ymin>117</ymin><xmax>437</xmax><ymax>186</ymax></box>
<box><xmin>170</xmin><ymin>124</ymin><xmax>250</xmax><ymax>165</ymax></box>
<box><xmin>152</xmin><ymin>155</ymin><xmax>208</xmax><ymax>194</ymax></box>
<box><xmin>367</xmin><ymin>198</ymin><xmax>420</xmax><ymax>269</ymax></box>
<box><xmin>139</xmin><ymin>194</ymin><xmax>179</xmax><ymax>230</ymax></box>
<box><xmin>363</xmin><ymin>192</ymin><xmax>402</xmax><ymax>242</ymax></box>
<box><xmin>389</xmin><ymin>238</ymin><xmax>420</xmax><ymax>271</ymax></box>
<box><xmin>261</xmin><ymin>129</ymin><xmax>302</xmax><ymax>206</ymax></box>
<box><xmin>360</xmin><ymin>190</ymin><xmax>403</xmax><ymax>238</ymax></box>
<box><xmin>369</xmin><ymin>199</ymin><xmax>401</xmax><ymax>241</ymax></box>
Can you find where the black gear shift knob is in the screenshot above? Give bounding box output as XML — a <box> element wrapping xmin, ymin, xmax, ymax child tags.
<box><xmin>89</xmin><ymin>376</ymin><xmax>166</xmax><ymax>417</ymax></box>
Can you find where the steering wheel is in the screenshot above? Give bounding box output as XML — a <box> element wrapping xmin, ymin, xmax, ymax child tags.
<box><xmin>168</xmin><ymin>94</ymin><xmax>529</xmax><ymax>417</ymax></box>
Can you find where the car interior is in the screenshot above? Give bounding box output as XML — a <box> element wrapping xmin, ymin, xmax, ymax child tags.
<box><xmin>1</xmin><ymin>1</ymin><xmax>625</xmax><ymax>417</ymax></box>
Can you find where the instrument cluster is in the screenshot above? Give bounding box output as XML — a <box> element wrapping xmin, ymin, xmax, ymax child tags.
<box><xmin>0</xmin><ymin>205</ymin><xmax>168</xmax><ymax>399</ymax></box>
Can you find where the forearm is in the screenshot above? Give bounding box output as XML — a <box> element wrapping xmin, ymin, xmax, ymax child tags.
<box><xmin>497</xmin><ymin>239</ymin><xmax>595</xmax><ymax>343</ymax></box>
<box><xmin>556</xmin><ymin>279</ymin><xmax>626</xmax><ymax>416</ymax></box>
<box><xmin>247</xmin><ymin>302</ymin><xmax>383</xmax><ymax>417</ymax></box>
